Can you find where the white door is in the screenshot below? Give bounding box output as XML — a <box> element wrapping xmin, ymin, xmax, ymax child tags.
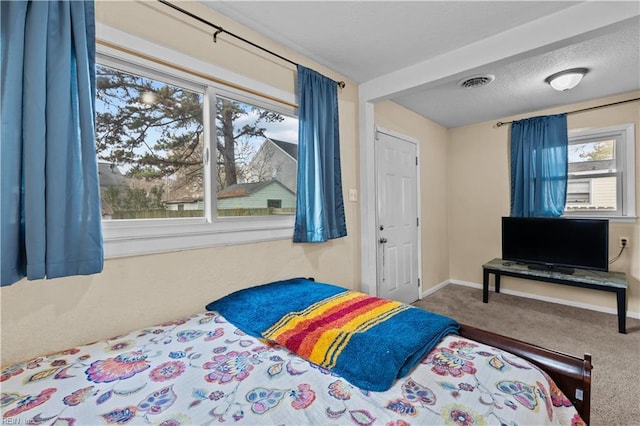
<box><xmin>375</xmin><ymin>130</ymin><xmax>420</xmax><ymax>304</ymax></box>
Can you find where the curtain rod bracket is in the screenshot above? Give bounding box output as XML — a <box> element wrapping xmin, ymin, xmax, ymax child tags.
<box><xmin>213</xmin><ymin>28</ymin><xmax>223</xmax><ymax>43</ymax></box>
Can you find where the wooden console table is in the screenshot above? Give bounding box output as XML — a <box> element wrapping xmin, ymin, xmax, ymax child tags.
<box><xmin>482</xmin><ymin>258</ymin><xmax>628</xmax><ymax>333</ymax></box>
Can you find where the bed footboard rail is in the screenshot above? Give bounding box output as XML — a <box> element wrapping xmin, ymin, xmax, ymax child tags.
<box><xmin>458</xmin><ymin>324</ymin><xmax>592</xmax><ymax>424</ymax></box>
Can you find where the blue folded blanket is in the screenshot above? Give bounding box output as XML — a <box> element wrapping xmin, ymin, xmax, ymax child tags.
<box><xmin>205</xmin><ymin>278</ymin><xmax>459</xmax><ymax>391</ymax></box>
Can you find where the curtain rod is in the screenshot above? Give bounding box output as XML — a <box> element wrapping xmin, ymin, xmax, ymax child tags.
<box><xmin>496</xmin><ymin>97</ymin><xmax>640</xmax><ymax>127</ymax></box>
<box><xmin>96</xmin><ymin>39</ymin><xmax>298</xmax><ymax>110</ymax></box>
<box><xmin>157</xmin><ymin>0</ymin><xmax>346</xmax><ymax>90</ymax></box>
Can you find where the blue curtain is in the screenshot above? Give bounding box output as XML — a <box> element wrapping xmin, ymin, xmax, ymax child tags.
<box><xmin>293</xmin><ymin>65</ymin><xmax>347</xmax><ymax>242</ymax></box>
<box><xmin>510</xmin><ymin>114</ymin><xmax>568</xmax><ymax>217</ymax></box>
<box><xmin>1</xmin><ymin>0</ymin><xmax>103</xmax><ymax>286</ymax></box>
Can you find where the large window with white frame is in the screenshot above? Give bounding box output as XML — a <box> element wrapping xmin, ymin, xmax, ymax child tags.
<box><xmin>95</xmin><ymin>49</ymin><xmax>299</xmax><ymax>257</ymax></box>
<box><xmin>564</xmin><ymin>123</ymin><xmax>636</xmax><ymax>219</ymax></box>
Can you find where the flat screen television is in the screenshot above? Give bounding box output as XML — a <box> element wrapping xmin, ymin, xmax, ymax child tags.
<box><xmin>501</xmin><ymin>217</ymin><xmax>609</xmax><ymax>273</ymax></box>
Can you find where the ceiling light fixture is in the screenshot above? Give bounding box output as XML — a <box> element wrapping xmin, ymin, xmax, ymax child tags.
<box><xmin>545</xmin><ymin>68</ymin><xmax>589</xmax><ymax>91</ymax></box>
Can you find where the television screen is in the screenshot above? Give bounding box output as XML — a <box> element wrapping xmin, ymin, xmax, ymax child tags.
<box><xmin>502</xmin><ymin>217</ymin><xmax>609</xmax><ymax>272</ymax></box>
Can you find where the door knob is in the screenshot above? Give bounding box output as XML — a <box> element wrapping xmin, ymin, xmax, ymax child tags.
<box><xmin>379</xmin><ymin>237</ymin><xmax>387</xmax><ymax>244</ymax></box>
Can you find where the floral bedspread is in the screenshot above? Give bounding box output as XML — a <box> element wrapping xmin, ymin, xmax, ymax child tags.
<box><xmin>1</xmin><ymin>312</ymin><xmax>584</xmax><ymax>425</ymax></box>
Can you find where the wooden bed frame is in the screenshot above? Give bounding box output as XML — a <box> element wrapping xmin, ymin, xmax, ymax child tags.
<box><xmin>459</xmin><ymin>324</ymin><xmax>592</xmax><ymax>424</ymax></box>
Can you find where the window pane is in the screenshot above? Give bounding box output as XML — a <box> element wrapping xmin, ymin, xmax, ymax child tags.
<box><xmin>568</xmin><ymin>139</ymin><xmax>616</xmax><ymax>176</ymax></box>
<box><xmin>568</xmin><ymin>139</ymin><xmax>615</xmax><ymax>163</ymax></box>
<box><xmin>565</xmin><ymin>176</ymin><xmax>617</xmax><ymax>212</ymax></box>
<box><xmin>96</xmin><ymin>64</ymin><xmax>205</xmax><ymax>220</ymax></box>
<box><xmin>215</xmin><ymin>95</ymin><xmax>298</xmax><ymax>217</ymax></box>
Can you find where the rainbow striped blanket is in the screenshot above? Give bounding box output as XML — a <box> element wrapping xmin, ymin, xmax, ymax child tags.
<box><xmin>206</xmin><ymin>278</ymin><xmax>459</xmax><ymax>391</ymax></box>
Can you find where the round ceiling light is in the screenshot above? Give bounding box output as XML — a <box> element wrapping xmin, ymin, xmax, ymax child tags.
<box><xmin>545</xmin><ymin>68</ymin><xmax>589</xmax><ymax>91</ymax></box>
<box><xmin>457</xmin><ymin>74</ymin><xmax>495</xmax><ymax>89</ymax></box>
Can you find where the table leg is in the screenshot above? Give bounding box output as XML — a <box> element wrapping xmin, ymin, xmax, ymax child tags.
<box><xmin>617</xmin><ymin>288</ymin><xmax>626</xmax><ymax>334</ymax></box>
<box><xmin>483</xmin><ymin>269</ymin><xmax>489</xmax><ymax>303</ymax></box>
<box><xmin>495</xmin><ymin>274</ymin><xmax>501</xmax><ymax>294</ymax></box>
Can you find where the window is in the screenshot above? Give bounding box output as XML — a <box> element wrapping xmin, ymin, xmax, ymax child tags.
<box><xmin>96</xmin><ymin>63</ymin><xmax>205</xmax><ymax>220</ymax></box>
<box><xmin>564</xmin><ymin>124</ymin><xmax>636</xmax><ymax>219</ymax></box>
<box><xmin>96</xmin><ymin>35</ymin><xmax>299</xmax><ymax>258</ymax></box>
<box><xmin>267</xmin><ymin>199</ymin><xmax>282</xmax><ymax>208</ymax></box>
<box><xmin>214</xmin><ymin>95</ymin><xmax>297</xmax><ymax>217</ymax></box>
<box><xmin>566</xmin><ymin>179</ymin><xmax>591</xmax><ymax>205</ymax></box>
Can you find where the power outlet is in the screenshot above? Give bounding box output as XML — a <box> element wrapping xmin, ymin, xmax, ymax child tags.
<box><xmin>619</xmin><ymin>236</ymin><xmax>629</xmax><ymax>248</ymax></box>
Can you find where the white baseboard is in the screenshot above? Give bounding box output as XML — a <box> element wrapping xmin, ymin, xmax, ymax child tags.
<box><xmin>445</xmin><ymin>279</ymin><xmax>640</xmax><ymax>320</ymax></box>
<box><xmin>421</xmin><ymin>279</ymin><xmax>450</xmax><ymax>298</ymax></box>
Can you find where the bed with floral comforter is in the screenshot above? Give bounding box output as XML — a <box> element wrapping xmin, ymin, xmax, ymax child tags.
<box><xmin>1</xmin><ymin>310</ymin><xmax>584</xmax><ymax>425</ymax></box>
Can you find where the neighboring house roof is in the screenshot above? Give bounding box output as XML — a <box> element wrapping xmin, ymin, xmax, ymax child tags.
<box><xmin>246</xmin><ymin>138</ymin><xmax>298</xmax><ymax>193</ymax></box>
<box><xmin>165</xmin><ymin>196</ymin><xmax>204</xmax><ymax>205</ymax></box>
<box><xmin>218</xmin><ymin>180</ymin><xmax>294</xmax><ymax>199</ymax></box>
<box><xmin>98</xmin><ymin>162</ymin><xmax>127</xmax><ymax>189</ymax></box>
<box><xmin>269</xmin><ymin>139</ymin><xmax>297</xmax><ymax>161</ymax></box>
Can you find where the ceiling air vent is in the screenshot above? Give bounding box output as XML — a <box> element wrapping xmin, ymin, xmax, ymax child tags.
<box><xmin>457</xmin><ymin>74</ymin><xmax>495</xmax><ymax>89</ymax></box>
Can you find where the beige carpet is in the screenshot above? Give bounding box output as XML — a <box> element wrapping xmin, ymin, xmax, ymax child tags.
<box><xmin>413</xmin><ymin>284</ymin><xmax>640</xmax><ymax>426</ymax></box>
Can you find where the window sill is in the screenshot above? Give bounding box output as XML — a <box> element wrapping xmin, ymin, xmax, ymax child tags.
<box><xmin>102</xmin><ymin>216</ymin><xmax>295</xmax><ymax>258</ymax></box>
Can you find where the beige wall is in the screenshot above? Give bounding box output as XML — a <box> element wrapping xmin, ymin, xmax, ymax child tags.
<box><xmin>448</xmin><ymin>92</ymin><xmax>640</xmax><ymax>315</ymax></box>
<box><xmin>0</xmin><ymin>1</ymin><xmax>361</xmax><ymax>365</ymax></box>
<box><xmin>374</xmin><ymin>101</ymin><xmax>451</xmax><ymax>291</ymax></box>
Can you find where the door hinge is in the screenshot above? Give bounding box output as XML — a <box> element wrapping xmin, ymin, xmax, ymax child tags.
<box><xmin>416</xmin><ymin>156</ymin><xmax>418</xmax><ymax>166</ymax></box>
<box><xmin>416</xmin><ymin>217</ymin><xmax>419</xmax><ymax>227</ymax></box>
<box><xmin>418</xmin><ymin>278</ymin><xmax>421</xmax><ymax>287</ymax></box>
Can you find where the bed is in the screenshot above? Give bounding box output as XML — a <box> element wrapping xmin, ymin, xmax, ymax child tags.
<box><xmin>1</xmin><ymin>278</ymin><xmax>591</xmax><ymax>425</ymax></box>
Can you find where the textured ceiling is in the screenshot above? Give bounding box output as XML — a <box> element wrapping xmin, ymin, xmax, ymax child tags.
<box><xmin>395</xmin><ymin>17</ymin><xmax>640</xmax><ymax>127</ymax></box>
<box><xmin>200</xmin><ymin>1</ymin><xmax>640</xmax><ymax>128</ymax></box>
